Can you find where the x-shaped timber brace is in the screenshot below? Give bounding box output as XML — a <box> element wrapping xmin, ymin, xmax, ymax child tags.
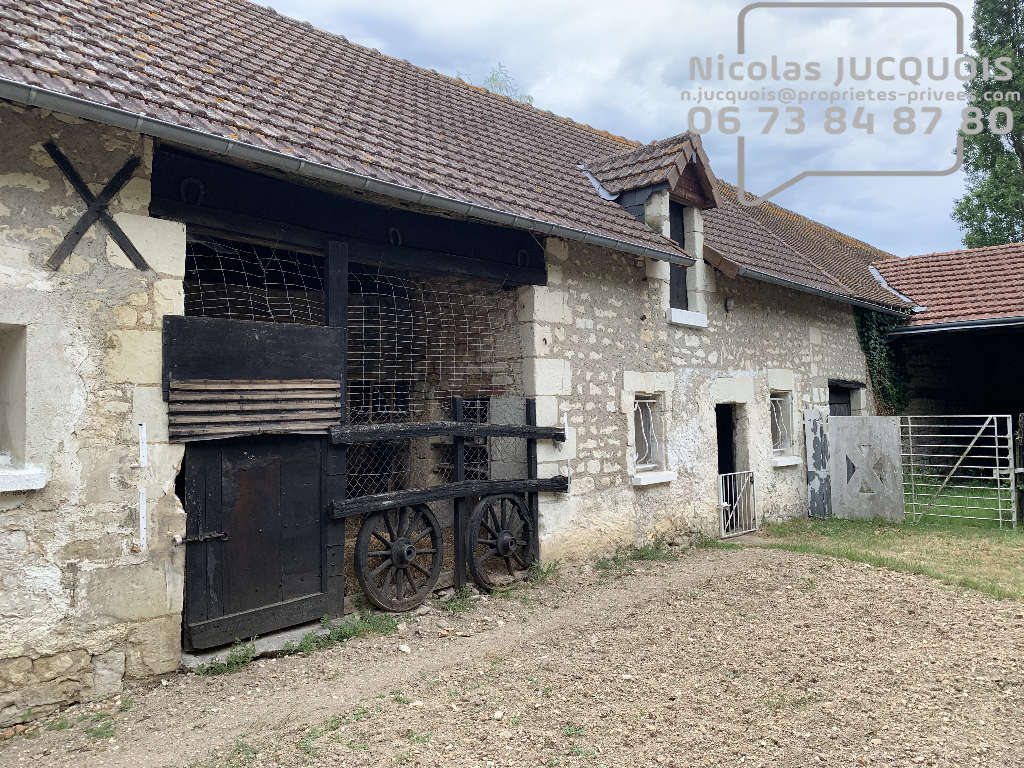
<box><xmin>43</xmin><ymin>141</ymin><xmax>149</xmax><ymax>271</ymax></box>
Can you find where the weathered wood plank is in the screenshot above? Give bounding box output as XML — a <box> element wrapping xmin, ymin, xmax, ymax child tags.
<box><xmin>330</xmin><ymin>421</ymin><xmax>565</xmax><ymax>444</ymax></box>
<box><xmin>162</xmin><ymin>316</ymin><xmax>344</xmax><ymax>398</ymax></box>
<box><xmin>170</xmin><ymin>379</ymin><xmax>340</xmax><ymax>391</ymax></box>
<box><xmin>169</xmin><ymin>391</ymin><xmax>341</xmax><ymax>403</ymax></box>
<box><xmin>172</xmin><ymin>409</ymin><xmax>340</xmax><ymax>425</ymax></box>
<box><xmin>330</xmin><ymin>476</ymin><xmax>569</xmax><ymax>518</ymax></box>
<box><xmin>168</xmin><ymin>403</ymin><xmax>339</xmax><ymax>415</ymax></box>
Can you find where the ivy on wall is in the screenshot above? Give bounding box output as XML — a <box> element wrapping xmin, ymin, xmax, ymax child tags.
<box><xmin>854</xmin><ymin>308</ymin><xmax>911</xmax><ymax>415</ymax></box>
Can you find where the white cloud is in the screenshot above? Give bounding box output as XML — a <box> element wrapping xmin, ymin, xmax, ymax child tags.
<box><xmin>264</xmin><ymin>0</ymin><xmax>976</xmax><ymax>255</ymax></box>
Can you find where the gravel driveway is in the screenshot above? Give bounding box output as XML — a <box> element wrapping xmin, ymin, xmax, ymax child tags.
<box><xmin>3</xmin><ymin>545</ymin><xmax>1022</xmax><ymax>768</ymax></box>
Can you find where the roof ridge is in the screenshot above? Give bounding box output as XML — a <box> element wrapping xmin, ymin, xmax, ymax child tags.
<box><xmin>249</xmin><ymin>0</ymin><xmax>640</xmax><ymax>149</ymax></box>
<box><xmin>717</xmin><ymin>180</ymin><xmax>896</xmax><ymax>262</ymax></box>
<box><xmin>895</xmin><ymin>241</ymin><xmax>1024</xmax><ymax>260</ymax></box>
<box><xmin>586</xmin><ymin>131</ymin><xmax>693</xmax><ymax>167</ymax></box>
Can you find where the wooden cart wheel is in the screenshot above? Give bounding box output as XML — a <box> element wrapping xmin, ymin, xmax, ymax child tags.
<box><xmin>355</xmin><ymin>504</ymin><xmax>442</xmax><ymax>612</ymax></box>
<box><xmin>467</xmin><ymin>494</ymin><xmax>536</xmax><ymax>592</ymax></box>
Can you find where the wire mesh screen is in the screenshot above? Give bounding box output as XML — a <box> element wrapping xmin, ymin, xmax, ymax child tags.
<box><xmin>345</xmin><ymin>266</ymin><xmax>525</xmax><ymax>500</ymax></box>
<box><xmin>184</xmin><ymin>236</ymin><xmax>326</xmax><ymax>325</ymax></box>
<box><xmin>347</xmin><ymin>265</ymin><xmax>521</xmax><ymax>424</ymax></box>
<box><xmin>900</xmin><ymin>415</ymin><xmax>1017</xmax><ymax>527</ymax></box>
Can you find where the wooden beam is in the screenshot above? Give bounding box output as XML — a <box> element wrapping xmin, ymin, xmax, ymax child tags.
<box><xmin>330</xmin><ymin>421</ymin><xmax>566</xmax><ymax>444</ymax></box>
<box><xmin>330</xmin><ymin>477</ymin><xmax>569</xmax><ymax>518</ymax></box>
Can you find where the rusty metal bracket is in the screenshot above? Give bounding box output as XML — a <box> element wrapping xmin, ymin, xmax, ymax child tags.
<box><xmin>43</xmin><ymin>141</ymin><xmax>150</xmax><ymax>271</ymax></box>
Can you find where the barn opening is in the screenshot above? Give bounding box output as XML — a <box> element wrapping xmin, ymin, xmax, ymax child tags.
<box><xmin>156</xmin><ymin>147</ymin><xmax>567</xmax><ymax>650</ymax></box>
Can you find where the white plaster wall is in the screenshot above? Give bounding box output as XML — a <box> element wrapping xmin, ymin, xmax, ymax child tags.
<box><xmin>522</xmin><ymin>237</ymin><xmax>873</xmax><ymax>559</ymax></box>
<box><xmin>0</xmin><ymin>101</ymin><xmax>186</xmax><ymax>724</ymax></box>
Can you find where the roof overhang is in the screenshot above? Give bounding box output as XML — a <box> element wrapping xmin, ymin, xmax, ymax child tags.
<box><xmin>889</xmin><ymin>315</ymin><xmax>1024</xmax><ymax>336</ymax></box>
<box><xmin>0</xmin><ymin>78</ymin><xmax>693</xmax><ymax>268</ymax></box>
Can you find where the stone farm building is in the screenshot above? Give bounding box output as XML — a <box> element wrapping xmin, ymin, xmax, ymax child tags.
<box><xmin>0</xmin><ymin>0</ymin><xmax>911</xmax><ymax>721</ymax></box>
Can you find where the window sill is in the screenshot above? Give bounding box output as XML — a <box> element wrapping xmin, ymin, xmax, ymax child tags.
<box><xmin>771</xmin><ymin>455</ymin><xmax>801</xmax><ymax>469</ymax></box>
<box><xmin>0</xmin><ymin>464</ymin><xmax>47</xmax><ymax>492</ymax></box>
<box><xmin>667</xmin><ymin>308</ymin><xmax>709</xmax><ymax>328</ymax></box>
<box><xmin>631</xmin><ymin>469</ymin><xmax>676</xmax><ymax>487</ymax></box>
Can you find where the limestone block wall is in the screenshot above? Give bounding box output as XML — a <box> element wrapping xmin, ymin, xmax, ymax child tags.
<box><xmin>0</xmin><ymin>101</ymin><xmax>186</xmax><ymax>724</ymax></box>
<box><xmin>522</xmin><ymin>237</ymin><xmax>873</xmax><ymax>559</ymax></box>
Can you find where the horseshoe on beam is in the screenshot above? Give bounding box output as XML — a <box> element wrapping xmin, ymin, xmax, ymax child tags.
<box><xmin>43</xmin><ymin>141</ymin><xmax>150</xmax><ymax>272</ymax></box>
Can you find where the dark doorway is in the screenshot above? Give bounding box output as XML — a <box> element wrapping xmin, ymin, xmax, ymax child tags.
<box><xmin>716</xmin><ymin>404</ymin><xmax>736</xmax><ymax>475</ymax></box>
<box><xmin>828</xmin><ymin>385</ymin><xmax>853</xmax><ymax>416</ymax></box>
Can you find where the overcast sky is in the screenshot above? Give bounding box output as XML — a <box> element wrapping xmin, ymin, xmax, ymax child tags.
<box><xmin>264</xmin><ymin>0</ymin><xmax>977</xmax><ymax>257</ymax></box>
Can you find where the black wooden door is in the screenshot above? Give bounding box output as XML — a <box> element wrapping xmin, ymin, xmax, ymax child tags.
<box><xmin>169</xmin><ymin>239</ymin><xmax>350</xmax><ymax>651</ymax></box>
<box><xmin>182</xmin><ymin>435</ymin><xmax>344</xmax><ymax>649</ymax></box>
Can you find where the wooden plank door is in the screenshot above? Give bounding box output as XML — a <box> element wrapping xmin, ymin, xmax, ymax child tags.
<box><xmin>182</xmin><ymin>434</ymin><xmax>343</xmax><ymax>650</ymax></box>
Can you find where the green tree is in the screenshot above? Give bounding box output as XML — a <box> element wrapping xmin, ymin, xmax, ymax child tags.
<box><xmin>952</xmin><ymin>0</ymin><xmax>1024</xmax><ymax>247</ymax></box>
<box><xmin>481</xmin><ymin>62</ymin><xmax>533</xmax><ymax>105</ymax></box>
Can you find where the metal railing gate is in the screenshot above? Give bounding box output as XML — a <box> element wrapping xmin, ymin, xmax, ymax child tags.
<box><xmin>720</xmin><ymin>470</ymin><xmax>757</xmax><ymax>537</ymax></box>
<box><xmin>900</xmin><ymin>415</ymin><xmax>1017</xmax><ymax>528</ymax></box>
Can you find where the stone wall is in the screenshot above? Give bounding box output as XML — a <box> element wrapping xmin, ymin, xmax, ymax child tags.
<box><xmin>0</xmin><ymin>101</ymin><xmax>185</xmax><ymax>724</ymax></box>
<box><xmin>521</xmin><ymin>237</ymin><xmax>873</xmax><ymax>559</ymax></box>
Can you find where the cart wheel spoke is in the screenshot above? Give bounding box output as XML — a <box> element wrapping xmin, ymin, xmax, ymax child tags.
<box><xmin>372</xmin><ymin>531</ymin><xmax>391</xmax><ymax>548</ymax></box>
<box><xmin>411</xmin><ymin>528</ymin><xmax>432</xmax><ymax>545</ymax></box>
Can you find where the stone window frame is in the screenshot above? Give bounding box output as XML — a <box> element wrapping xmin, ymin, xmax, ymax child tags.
<box><xmin>622</xmin><ymin>371</ymin><xmax>676</xmax><ymax>486</ymax></box>
<box><xmin>767</xmin><ymin>369</ymin><xmax>802</xmax><ymax>469</ymax></box>
<box><xmin>0</xmin><ymin>323</ymin><xmax>46</xmax><ymax>492</ymax></box>
<box><xmin>643</xmin><ymin>193</ymin><xmax>710</xmax><ymax>330</ymax></box>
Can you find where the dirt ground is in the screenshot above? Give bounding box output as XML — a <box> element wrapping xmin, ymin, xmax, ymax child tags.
<box><xmin>3</xmin><ymin>545</ymin><xmax>1023</xmax><ymax>768</ymax></box>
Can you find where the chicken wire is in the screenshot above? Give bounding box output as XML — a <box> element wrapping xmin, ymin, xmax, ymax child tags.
<box><xmin>184</xmin><ymin>236</ymin><xmax>326</xmax><ymax>325</ymax></box>
<box><xmin>345</xmin><ymin>266</ymin><xmax>526</xmax><ymax>499</ymax></box>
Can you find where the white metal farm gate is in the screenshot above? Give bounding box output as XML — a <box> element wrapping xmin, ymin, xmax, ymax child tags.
<box><xmin>900</xmin><ymin>415</ymin><xmax>1017</xmax><ymax>528</ymax></box>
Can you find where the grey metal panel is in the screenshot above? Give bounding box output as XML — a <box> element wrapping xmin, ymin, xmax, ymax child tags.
<box><xmin>827</xmin><ymin>416</ymin><xmax>905</xmax><ymax>522</ymax></box>
<box><xmin>802</xmin><ymin>408</ymin><xmax>832</xmax><ymax>519</ymax></box>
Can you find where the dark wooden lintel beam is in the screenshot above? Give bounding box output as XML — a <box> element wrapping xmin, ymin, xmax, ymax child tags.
<box><xmin>152</xmin><ymin>197</ymin><xmax>547</xmax><ymax>285</ymax></box>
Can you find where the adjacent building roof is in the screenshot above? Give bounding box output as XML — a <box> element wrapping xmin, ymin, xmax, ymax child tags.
<box><xmin>873</xmin><ymin>243</ymin><xmax>1024</xmax><ymax>331</ymax></box>
<box><xmin>0</xmin><ymin>0</ymin><xmax>904</xmax><ymax>310</ymax></box>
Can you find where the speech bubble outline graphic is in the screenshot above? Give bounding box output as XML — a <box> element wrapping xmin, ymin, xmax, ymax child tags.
<box><xmin>734</xmin><ymin>1</ymin><xmax>966</xmax><ymax>206</ymax></box>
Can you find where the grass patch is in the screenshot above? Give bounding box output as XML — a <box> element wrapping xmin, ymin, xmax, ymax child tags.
<box><xmin>190</xmin><ymin>734</ymin><xmax>258</xmax><ymax>768</ymax></box>
<box><xmin>45</xmin><ymin>716</ymin><xmax>73</xmax><ymax>731</ymax></box>
<box><xmin>282</xmin><ymin>611</ymin><xmax>399</xmax><ymax>657</ymax></box>
<box><xmin>562</xmin><ymin>724</ymin><xmax>586</xmax><ymax>737</ymax></box>
<box><xmin>195</xmin><ymin>639</ymin><xmax>258</xmax><ymax>676</ymax></box>
<box><xmin>407</xmin><ymin>729</ymin><xmax>432</xmax><ymax>744</ymax></box>
<box><xmin>595</xmin><ymin>539</ymin><xmax>677</xmax><ymax>580</ymax></box>
<box><xmin>440</xmin><ymin>587</ymin><xmax>476</xmax><ymax>614</ymax></box>
<box><xmin>756</xmin><ymin>517</ymin><xmax>1024</xmax><ymax>600</ymax></box>
<box><xmin>117</xmin><ymin>696</ymin><xmax>133</xmax><ymax>712</ymax></box>
<box><xmin>527</xmin><ymin>559</ymin><xmax>562</xmax><ymax>585</ymax></box>
<box><xmin>83</xmin><ymin>713</ymin><xmax>114</xmax><ymax>739</ymax></box>
<box><xmin>692</xmin><ymin>533</ymin><xmax>740</xmax><ymax>550</ymax></box>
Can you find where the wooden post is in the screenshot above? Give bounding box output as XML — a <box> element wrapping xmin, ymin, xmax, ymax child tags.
<box><xmin>452</xmin><ymin>396</ymin><xmax>467</xmax><ymax>590</ymax></box>
<box><xmin>526</xmin><ymin>398</ymin><xmax>540</xmax><ymax>561</ymax></box>
<box><xmin>325</xmin><ymin>240</ymin><xmax>348</xmax><ymax>616</ymax></box>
